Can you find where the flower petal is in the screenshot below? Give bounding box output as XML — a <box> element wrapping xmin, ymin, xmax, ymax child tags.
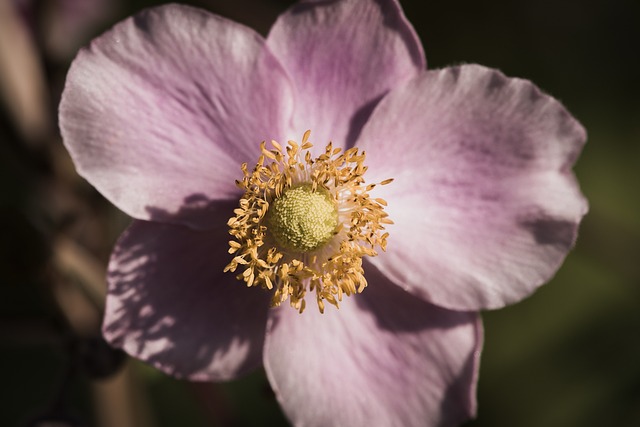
<box><xmin>266</xmin><ymin>0</ymin><xmax>424</xmax><ymax>150</ymax></box>
<box><xmin>264</xmin><ymin>262</ymin><xmax>482</xmax><ymax>427</ymax></box>
<box><xmin>359</xmin><ymin>64</ymin><xmax>588</xmax><ymax>310</ymax></box>
<box><xmin>103</xmin><ymin>213</ymin><xmax>270</xmax><ymax>381</ymax></box>
<box><xmin>59</xmin><ymin>4</ymin><xmax>293</xmax><ymax>229</ymax></box>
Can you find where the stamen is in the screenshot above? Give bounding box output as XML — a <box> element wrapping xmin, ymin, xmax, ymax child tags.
<box><xmin>225</xmin><ymin>131</ymin><xmax>391</xmax><ymax>313</ymax></box>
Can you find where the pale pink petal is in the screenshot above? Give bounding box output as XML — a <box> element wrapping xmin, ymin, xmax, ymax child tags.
<box><xmin>266</xmin><ymin>0</ymin><xmax>424</xmax><ymax>150</ymax></box>
<box><xmin>59</xmin><ymin>4</ymin><xmax>293</xmax><ymax>229</ymax></box>
<box><xmin>103</xmin><ymin>213</ymin><xmax>270</xmax><ymax>381</ymax></box>
<box><xmin>359</xmin><ymin>64</ymin><xmax>587</xmax><ymax>311</ymax></box>
<box><xmin>264</xmin><ymin>262</ymin><xmax>482</xmax><ymax>427</ymax></box>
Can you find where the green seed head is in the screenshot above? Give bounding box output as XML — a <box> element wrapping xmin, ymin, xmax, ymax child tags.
<box><xmin>266</xmin><ymin>184</ymin><xmax>338</xmax><ymax>253</ymax></box>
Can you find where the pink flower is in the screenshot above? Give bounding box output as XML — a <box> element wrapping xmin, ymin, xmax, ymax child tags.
<box><xmin>59</xmin><ymin>1</ymin><xmax>587</xmax><ymax>426</ymax></box>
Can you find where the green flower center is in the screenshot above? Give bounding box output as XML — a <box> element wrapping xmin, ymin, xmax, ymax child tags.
<box><xmin>266</xmin><ymin>184</ymin><xmax>338</xmax><ymax>253</ymax></box>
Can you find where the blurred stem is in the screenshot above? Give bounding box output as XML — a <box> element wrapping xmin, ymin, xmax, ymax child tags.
<box><xmin>53</xmin><ymin>235</ymin><xmax>107</xmax><ymax>312</ymax></box>
<box><xmin>52</xmin><ymin>236</ymin><xmax>155</xmax><ymax>427</ymax></box>
<box><xmin>92</xmin><ymin>361</ymin><xmax>155</xmax><ymax>427</ymax></box>
<box><xmin>0</xmin><ymin>0</ymin><xmax>51</xmax><ymax>146</ymax></box>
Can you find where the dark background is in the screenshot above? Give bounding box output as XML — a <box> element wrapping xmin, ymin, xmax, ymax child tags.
<box><xmin>1</xmin><ymin>0</ymin><xmax>639</xmax><ymax>426</ymax></box>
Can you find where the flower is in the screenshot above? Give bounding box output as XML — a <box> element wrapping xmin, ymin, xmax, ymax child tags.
<box><xmin>224</xmin><ymin>131</ymin><xmax>395</xmax><ymax>313</ymax></box>
<box><xmin>58</xmin><ymin>1</ymin><xmax>587</xmax><ymax>426</ymax></box>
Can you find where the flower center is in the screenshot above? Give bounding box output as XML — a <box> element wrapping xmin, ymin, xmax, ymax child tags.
<box><xmin>224</xmin><ymin>130</ymin><xmax>392</xmax><ymax>313</ymax></box>
<box><xmin>266</xmin><ymin>184</ymin><xmax>338</xmax><ymax>253</ymax></box>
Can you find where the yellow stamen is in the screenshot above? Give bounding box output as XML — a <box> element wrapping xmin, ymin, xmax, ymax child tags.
<box><xmin>225</xmin><ymin>131</ymin><xmax>391</xmax><ymax>313</ymax></box>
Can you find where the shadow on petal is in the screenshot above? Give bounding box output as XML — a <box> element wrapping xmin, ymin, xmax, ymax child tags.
<box><xmin>145</xmin><ymin>193</ymin><xmax>240</xmax><ymax>231</ymax></box>
<box><xmin>518</xmin><ymin>211</ymin><xmax>578</xmax><ymax>249</ymax></box>
<box><xmin>358</xmin><ymin>260</ymin><xmax>478</xmax><ymax>331</ymax></box>
<box><xmin>104</xmin><ymin>194</ymin><xmax>270</xmax><ymax>381</ymax></box>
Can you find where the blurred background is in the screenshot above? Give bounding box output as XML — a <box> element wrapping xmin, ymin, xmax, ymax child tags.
<box><xmin>1</xmin><ymin>0</ymin><xmax>638</xmax><ymax>426</ymax></box>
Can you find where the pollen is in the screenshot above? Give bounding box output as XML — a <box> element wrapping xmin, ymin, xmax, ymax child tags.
<box><xmin>266</xmin><ymin>184</ymin><xmax>338</xmax><ymax>252</ymax></box>
<box><xmin>224</xmin><ymin>130</ymin><xmax>392</xmax><ymax>313</ymax></box>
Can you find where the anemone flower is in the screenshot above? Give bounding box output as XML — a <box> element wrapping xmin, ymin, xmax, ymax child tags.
<box><xmin>59</xmin><ymin>0</ymin><xmax>587</xmax><ymax>425</ymax></box>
